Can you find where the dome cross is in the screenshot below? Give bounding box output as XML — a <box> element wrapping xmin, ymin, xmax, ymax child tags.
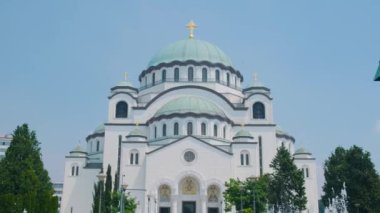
<box><xmin>186</xmin><ymin>20</ymin><xmax>197</xmax><ymax>39</ymax></box>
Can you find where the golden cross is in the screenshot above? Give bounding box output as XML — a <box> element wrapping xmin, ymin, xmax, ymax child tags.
<box><xmin>186</xmin><ymin>20</ymin><xmax>197</xmax><ymax>39</ymax></box>
<box><xmin>124</xmin><ymin>72</ymin><xmax>128</xmax><ymax>81</ymax></box>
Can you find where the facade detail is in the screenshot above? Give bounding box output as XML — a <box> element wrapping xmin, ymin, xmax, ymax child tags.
<box><xmin>61</xmin><ymin>23</ymin><xmax>318</xmax><ymax>213</ymax></box>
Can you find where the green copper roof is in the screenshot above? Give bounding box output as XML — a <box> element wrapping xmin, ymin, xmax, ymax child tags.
<box><xmin>128</xmin><ymin>129</ymin><xmax>146</xmax><ymax>137</ymax></box>
<box><xmin>374</xmin><ymin>61</ymin><xmax>380</xmax><ymax>81</ymax></box>
<box><xmin>233</xmin><ymin>129</ymin><xmax>253</xmax><ymax>138</ymax></box>
<box><xmin>94</xmin><ymin>124</ymin><xmax>105</xmax><ymax>134</ymax></box>
<box><xmin>70</xmin><ymin>144</ymin><xmax>86</xmax><ymax>153</ymax></box>
<box><xmin>148</xmin><ymin>39</ymin><xmax>233</xmax><ymax>67</ymax></box>
<box><xmin>116</xmin><ymin>80</ymin><xmax>133</xmax><ymax>87</ymax></box>
<box><xmin>294</xmin><ymin>147</ymin><xmax>311</xmax><ymax>155</ymax></box>
<box><xmin>276</xmin><ymin>125</ymin><xmax>288</xmax><ymax>135</ymax></box>
<box><xmin>155</xmin><ymin>96</ymin><xmax>226</xmax><ymax>118</ymax></box>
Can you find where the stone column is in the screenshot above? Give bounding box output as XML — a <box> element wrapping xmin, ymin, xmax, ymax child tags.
<box><xmin>171</xmin><ymin>195</ymin><xmax>178</xmax><ymax>213</ymax></box>
<box><xmin>201</xmin><ymin>195</ymin><xmax>207</xmax><ymax>213</ymax></box>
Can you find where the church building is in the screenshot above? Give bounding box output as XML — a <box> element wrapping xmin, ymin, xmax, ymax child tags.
<box><xmin>60</xmin><ymin>21</ymin><xmax>318</xmax><ymax>213</ymax></box>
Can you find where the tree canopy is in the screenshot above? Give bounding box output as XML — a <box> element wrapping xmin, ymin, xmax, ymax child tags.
<box><xmin>322</xmin><ymin>145</ymin><xmax>380</xmax><ymax>212</ymax></box>
<box><xmin>268</xmin><ymin>146</ymin><xmax>307</xmax><ymax>212</ymax></box>
<box><xmin>0</xmin><ymin>124</ymin><xmax>58</xmax><ymax>213</ymax></box>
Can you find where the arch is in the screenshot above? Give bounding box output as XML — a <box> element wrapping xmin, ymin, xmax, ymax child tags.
<box><xmin>240</xmin><ymin>150</ymin><xmax>250</xmax><ymax>166</ymax></box>
<box><xmin>215</xmin><ymin>69</ymin><xmax>220</xmax><ymax>82</ymax></box>
<box><xmin>201</xmin><ymin>123</ymin><xmax>207</xmax><ymax>136</ymax></box>
<box><xmin>158</xmin><ymin>184</ymin><xmax>172</xmax><ymax>202</ymax></box>
<box><xmin>174</xmin><ymin>68</ymin><xmax>180</xmax><ymax>82</ymax></box>
<box><xmin>175</xmin><ymin>169</ymin><xmax>205</xmax><ymax>194</ymax></box>
<box><xmin>152</xmin><ymin>73</ymin><xmax>156</xmax><ymax>85</ymax></box>
<box><xmin>253</xmin><ymin>102</ymin><xmax>265</xmax><ymax>119</ymax></box>
<box><xmin>202</xmin><ymin>68</ymin><xmax>208</xmax><ymax>82</ymax></box>
<box><xmin>180</xmin><ymin>176</ymin><xmax>199</xmax><ymax>195</ymax></box>
<box><xmin>162</xmin><ymin>69</ymin><xmax>166</xmax><ymax>82</ymax></box>
<box><xmin>226</xmin><ymin>73</ymin><xmax>230</xmax><ymax>86</ymax></box>
<box><xmin>115</xmin><ymin>101</ymin><xmax>128</xmax><ymax>118</ymax></box>
<box><xmin>188</xmin><ymin>67</ymin><xmax>194</xmax><ymax>81</ymax></box>
<box><xmin>96</xmin><ymin>141</ymin><xmax>100</xmax><ymax>152</ymax></box>
<box><xmin>174</xmin><ymin>122</ymin><xmax>179</xmax><ymax>136</ymax></box>
<box><xmin>207</xmin><ymin>184</ymin><xmax>220</xmax><ymax>203</ymax></box>
<box><xmin>187</xmin><ymin>122</ymin><xmax>193</xmax><ymax>135</ymax></box>
<box><xmin>162</xmin><ymin>124</ymin><xmax>167</xmax><ymax>137</ymax></box>
<box><xmin>213</xmin><ymin>124</ymin><xmax>218</xmax><ymax>137</ymax></box>
<box><xmin>129</xmin><ymin>149</ymin><xmax>139</xmax><ymax>165</ymax></box>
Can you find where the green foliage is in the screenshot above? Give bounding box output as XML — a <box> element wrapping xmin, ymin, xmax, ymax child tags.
<box><xmin>0</xmin><ymin>124</ymin><xmax>58</xmax><ymax>213</ymax></box>
<box><xmin>105</xmin><ymin>165</ymin><xmax>113</xmax><ymax>213</ymax></box>
<box><xmin>322</xmin><ymin>145</ymin><xmax>380</xmax><ymax>212</ymax></box>
<box><xmin>223</xmin><ymin>175</ymin><xmax>269</xmax><ymax>212</ymax></box>
<box><xmin>268</xmin><ymin>146</ymin><xmax>307</xmax><ymax>212</ymax></box>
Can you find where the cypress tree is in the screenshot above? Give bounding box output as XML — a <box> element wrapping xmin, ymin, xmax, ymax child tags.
<box><xmin>104</xmin><ymin>164</ymin><xmax>112</xmax><ymax>213</ymax></box>
<box><xmin>0</xmin><ymin>124</ymin><xmax>58</xmax><ymax>213</ymax></box>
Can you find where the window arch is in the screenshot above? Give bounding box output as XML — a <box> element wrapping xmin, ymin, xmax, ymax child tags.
<box><xmin>202</xmin><ymin>68</ymin><xmax>207</xmax><ymax>82</ymax></box>
<box><xmin>253</xmin><ymin>102</ymin><xmax>265</xmax><ymax>119</ymax></box>
<box><xmin>130</xmin><ymin>150</ymin><xmax>139</xmax><ymax>165</ymax></box>
<box><xmin>162</xmin><ymin>124</ymin><xmax>167</xmax><ymax>137</ymax></box>
<box><xmin>213</xmin><ymin>124</ymin><xmax>218</xmax><ymax>137</ymax></box>
<box><xmin>201</xmin><ymin>123</ymin><xmax>207</xmax><ymax>135</ymax></box>
<box><xmin>162</xmin><ymin>69</ymin><xmax>166</xmax><ymax>82</ymax></box>
<box><xmin>223</xmin><ymin>126</ymin><xmax>226</xmax><ymax>139</ymax></box>
<box><xmin>174</xmin><ymin>122</ymin><xmax>179</xmax><ymax>136</ymax></box>
<box><xmin>115</xmin><ymin>101</ymin><xmax>128</xmax><ymax>118</ymax></box>
<box><xmin>240</xmin><ymin>151</ymin><xmax>250</xmax><ymax>166</ymax></box>
<box><xmin>71</xmin><ymin>164</ymin><xmax>79</xmax><ymax>176</ymax></box>
<box><xmin>302</xmin><ymin>166</ymin><xmax>310</xmax><ymax>178</ymax></box>
<box><xmin>159</xmin><ymin>184</ymin><xmax>171</xmax><ymax>202</ymax></box>
<box><xmin>226</xmin><ymin>73</ymin><xmax>230</xmax><ymax>86</ymax></box>
<box><xmin>96</xmin><ymin>141</ymin><xmax>100</xmax><ymax>152</ymax></box>
<box><xmin>154</xmin><ymin>126</ymin><xmax>157</xmax><ymax>139</ymax></box>
<box><xmin>215</xmin><ymin>70</ymin><xmax>220</xmax><ymax>82</ymax></box>
<box><xmin>188</xmin><ymin>67</ymin><xmax>194</xmax><ymax>81</ymax></box>
<box><xmin>152</xmin><ymin>73</ymin><xmax>156</xmax><ymax>85</ymax></box>
<box><xmin>174</xmin><ymin>68</ymin><xmax>180</xmax><ymax>82</ymax></box>
<box><xmin>187</xmin><ymin>122</ymin><xmax>193</xmax><ymax>135</ymax></box>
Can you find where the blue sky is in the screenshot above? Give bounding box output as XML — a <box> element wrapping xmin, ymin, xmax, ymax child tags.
<box><xmin>1</xmin><ymin>1</ymin><xmax>379</xmax><ymax>194</ymax></box>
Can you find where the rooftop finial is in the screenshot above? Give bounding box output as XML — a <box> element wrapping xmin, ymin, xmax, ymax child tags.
<box><xmin>124</xmin><ymin>72</ymin><xmax>128</xmax><ymax>81</ymax></box>
<box><xmin>186</xmin><ymin>20</ymin><xmax>197</xmax><ymax>39</ymax></box>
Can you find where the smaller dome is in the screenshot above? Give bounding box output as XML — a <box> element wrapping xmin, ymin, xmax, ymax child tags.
<box><xmin>276</xmin><ymin>125</ymin><xmax>288</xmax><ymax>135</ymax></box>
<box><xmin>94</xmin><ymin>124</ymin><xmax>105</xmax><ymax>134</ymax></box>
<box><xmin>294</xmin><ymin>147</ymin><xmax>311</xmax><ymax>155</ymax></box>
<box><xmin>116</xmin><ymin>80</ymin><xmax>133</xmax><ymax>87</ymax></box>
<box><xmin>155</xmin><ymin>96</ymin><xmax>226</xmax><ymax>118</ymax></box>
<box><xmin>233</xmin><ymin>129</ymin><xmax>253</xmax><ymax>139</ymax></box>
<box><xmin>127</xmin><ymin>129</ymin><xmax>147</xmax><ymax>138</ymax></box>
<box><xmin>70</xmin><ymin>144</ymin><xmax>87</xmax><ymax>154</ymax></box>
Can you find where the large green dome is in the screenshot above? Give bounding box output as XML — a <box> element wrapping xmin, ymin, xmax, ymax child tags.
<box><xmin>155</xmin><ymin>96</ymin><xmax>226</xmax><ymax>118</ymax></box>
<box><xmin>148</xmin><ymin>39</ymin><xmax>233</xmax><ymax>67</ymax></box>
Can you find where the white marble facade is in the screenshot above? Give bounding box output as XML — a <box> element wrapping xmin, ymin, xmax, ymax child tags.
<box><xmin>61</xmin><ymin>32</ymin><xmax>318</xmax><ymax>213</ymax></box>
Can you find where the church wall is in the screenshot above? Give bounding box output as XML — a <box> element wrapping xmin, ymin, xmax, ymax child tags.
<box><xmin>107</xmin><ymin>92</ymin><xmax>137</xmax><ymax>123</ymax></box>
<box><xmin>294</xmin><ymin>158</ymin><xmax>319</xmax><ymax>213</ymax></box>
<box><xmin>61</xmin><ymin>157</ymin><xmax>100</xmax><ymax>213</ymax></box>
<box><xmin>231</xmin><ymin>143</ymin><xmax>258</xmax><ymax>178</ymax></box>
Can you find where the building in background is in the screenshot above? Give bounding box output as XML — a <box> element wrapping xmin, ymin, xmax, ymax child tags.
<box><xmin>53</xmin><ymin>182</ymin><xmax>64</xmax><ymax>213</ymax></box>
<box><xmin>61</xmin><ymin>22</ymin><xmax>318</xmax><ymax>213</ymax></box>
<box><xmin>0</xmin><ymin>134</ymin><xmax>12</xmax><ymax>160</ymax></box>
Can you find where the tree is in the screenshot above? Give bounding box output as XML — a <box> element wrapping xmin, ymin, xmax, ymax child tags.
<box><xmin>322</xmin><ymin>146</ymin><xmax>380</xmax><ymax>212</ymax></box>
<box><xmin>0</xmin><ymin>124</ymin><xmax>58</xmax><ymax>213</ymax></box>
<box><xmin>268</xmin><ymin>146</ymin><xmax>307</xmax><ymax>212</ymax></box>
<box><xmin>223</xmin><ymin>175</ymin><xmax>269</xmax><ymax>212</ymax></box>
<box><xmin>105</xmin><ymin>165</ymin><xmax>113</xmax><ymax>213</ymax></box>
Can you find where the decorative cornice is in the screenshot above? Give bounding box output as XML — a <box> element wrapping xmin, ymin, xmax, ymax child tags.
<box><xmin>132</xmin><ymin>85</ymin><xmax>248</xmax><ymax>111</ymax></box>
<box><xmin>243</xmin><ymin>92</ymin><xmax>273</xmax><ymax>102</ymax></box>
<box><xmin>230</xmin><ymin>141</ymin><xmax>257</xmax><ymax>145</ymax></box>
<box><xmin>276</xmin><ymin>133</ymin><xmax>295</xmax><ymax>142</ymax></box>
<box><xmin>86</xmin><ymin>132</ymin><xmax>105</xmax><ymax>141</ymax></box>
<box><xmin>232</xmin><ymin>136</ymin><xmax>254</xmax><ymax>140</ymax></box>
<box><xmin>243</xmin><ymin>86</ymin><xmax>270</xmax><ymax>92</ymax></box>
<box><xmin>139</xmin><ymin>60</ymin><xmax>243</xmax><ymax>82</ymax></box>
<box><xmin>126</xmin><ymin>135</ymin><xmax>147</xmax><ymax>139</ymax></box>
<box><xmin>110</xmin><ymin>85</ymin><xmax>138</xmax><ymax>92</ymax></box>
<box><xmin>108</xmin><ymin>91</ymin><xmax>138</xmax><ymax>100</ymax></box>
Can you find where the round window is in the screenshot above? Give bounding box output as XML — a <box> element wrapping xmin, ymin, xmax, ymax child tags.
<box><xmin>184</xmin><ymin>151</ymin><xmax>195</xmax><ymax>162</ymax></box>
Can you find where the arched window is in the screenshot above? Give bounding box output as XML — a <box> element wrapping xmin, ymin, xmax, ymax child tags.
<box><xmin>202</xmin><ymin>68</ymin><xmax>207</xmax><ymax>82</ymax></box>
<box><xmin>76</xmin><ymin>166</ymin><xmax>79</xmax><ymax>176</ymax></box>
<box><xmin>215</xmin><ymin>70</ymin><xmax>220</xmax><ymax>82</ymax></box>
<box><xmin>201</xmin><ymin>123</ymin><xmax>206</xmax><ymax>135</ymax></box>
<box><xmin>145</xmin><ymin>76</ymin><xmax>148</xmax><ymax>87</ymax></box>
<box><xmin>223</xmin><ymin>126</ymin><xmax>226</xmax><ymax>139</ymax></box>
<box><xmin>115</xmin><ymin>101</ymin><xmax>128</xmax><ymax>118</ymax></box>
<box><xmin>162</xmin><ymin>69</ymin><xmax>166</xmax><ymax>82</ymax></box>
<box><xmin>154</xmin><ymin>126</ymin><xmax>157</xmax><ymax>139</ymax></box>
<box><xmin>71</xmin><ymin>166</ymin><xmax>75</xmax><ymax>176</ymax></box>
<box><xmin>213</xmin><ymin>124</ymin><xmax>218</xmax><ymax>137</ymax></box>
<box><xmin>302</xmin><ymin>166</ymin><xmax>310</xmax><ymax>178</ymax></box>
<box><xmin>253</xmin><ymin>102</ymin><xmax>265</xmax><ymax>119</ymax></box>
<box><xmin>159</xmin><ymin>184</ymin><xmax>171</xmax><ymax>202</ymax></box>
<box><xmin>174</xmin><ymin>68</ymin><xmax>180</xmax><ymax>82</ymax></box>
<box><xmin>188</xmin><ymin>67</ymin><xmax>194</xmax><ymax>82</ymax></box>
<box><xmin>240</xmin><ymin>151</ymin><xmax>250</xmax><ymax>166</ymax></box>
<box><xmin>152</xmin><ymin>73</ymin><xmax>156</xmax><ymax>85</ymax></box>
<box><xmin>207</xmin><ymin>185</ymin><xmax>220</xmax><ymax>203</ymax></box>
<box><xmin>130</xmin><ymin>150</ymin><xmax>139</xmax><ymax>165</ymax></box>
<box><xmin>96</xmin><ymin>141</ymin><xmax>100</xmax><ymax>152</ymax></box>
<box><xmin>226</xmin><ymin>73</ymin><xmax>230</xmax><ymax>86</ymax></box>
<box><xmin>174</xmin><ymin>122</ymin><xmax>179</xmax><ymax>135</ymax></box>
<box><xmin>71</xmin><ymin>164</ymin><xmax>79</xmax><ymax>176</ymax></box>
<box><xmin>187</xmin><ymin>122</ymin><xmax>193</xmax><ymax>135</ymax></box>
<box><xmin>162</xmin><ymin>124</ymin><xmax>167</xmax><ymax>137</ymax></box>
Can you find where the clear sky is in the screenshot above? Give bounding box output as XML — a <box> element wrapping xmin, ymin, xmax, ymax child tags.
<box><xmin>1</xmin><ymin>0</ymin><xmax>379</xmax><ymax>195</ymax></box>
